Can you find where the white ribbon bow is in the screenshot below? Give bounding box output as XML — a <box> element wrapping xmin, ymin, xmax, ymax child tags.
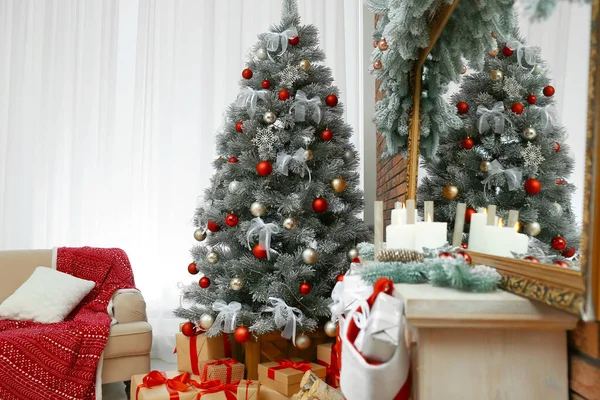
<box><xmin>264</xmin><ymin>297</ymin><xmax>303</xmax><ymax>345</ymax></box>
<box><xmin>236</xmin><ymin>87</ymin><xmax>269</xmax><ymax>118</ymax></box>
<box><xmin>265</xmin><ymin>27</ymin><xmax>298</xmax><ymax>60</ymax></box>
<box><xmin>506</xmin><ymin>40</ymin><xmax>538</xmax><ymax>70</ymax></box>
<box><xmin>246</xmin><ymin>217</ymin><xmax>280</xmax><ymax>260</ymax></box>
<box><xmin>210</xmin><ymin>300</ymin><xmax>242</xmax><ymax>334</ymax></box>
<box><xmin>476</xmin><ymin>102</ymin><xmax>513</xmax><ymax>134</ymax></box>
<box><xmin>276</xmin><ymin>148</ymin><xmax>311</xmax><ymax>181</ymax></box>
<box><xmin>537</xmin><ymin>105</ymin><xmax>560</xmax><ymax>130</ymax></box>
<box><xmin>291</xmin><ymin>90</ymin><xmax>322</xmax><ymax>123</ymax></box>
<box><xmin>482</xmin><ymin>160</ymin><xmax>523</xmax><ymax>198</ymax></box>
<box><xmin>329</xmin><ymin>281</ymin><xmax>345</xmax><ymax>322</ymax></box>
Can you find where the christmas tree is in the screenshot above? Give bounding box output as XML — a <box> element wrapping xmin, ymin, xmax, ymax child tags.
<box><xmin>174</xmin><ymin>0</ymin><xmax>371</xmax><ymax>344</ymax></box>
<box><xmin>418</xmin><ymin>31</ymin><xmax>579</xmax><ymax>260</ymax></box>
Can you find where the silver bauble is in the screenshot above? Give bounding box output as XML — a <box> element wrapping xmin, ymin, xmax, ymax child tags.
<box><xmin>521</xmin><ymin>126</ymin><xmax>537</xmax><ymax>141</ymax></box>
<box><xmin>230</xmin><ymin>277</ymin><xmax>244</xmax><ymax>291</ymax></box>
<box><xmin>295</xmin><ymin>334</ymin><xmax>311</xmax><ymax>350</ymax></box>
<box><xmin>347</xmin><ymin>248</ymin><xmax>359</xmax><ymax>262</ymax></box>
<box><xmin>194</xmin><ymin>228</ymin><xmax>207</xmax><ymax>241</ymax></box>
<box><xmin>199</xmin><ymin>313</ymin><xmax>215</xmax><ymax>330</ymax></box>
<box><xmin>551</xmin><ymin>202</ymin><xmax>563</xmax><ymax>217</ymax></box>
<box><xmin>480</xmin><ymin>160</ymin><xmax>491</xmax><ymax>172</ymax></box>
<box><xmin>343</xmin><ymin>150</ymin><xmax>355</xmax><ymax>162</ymax></box>
<box><xmin>299</xmin><ymin>59</ymin><xmax>311</xmax><ymax>72</ymax></box>
<box><xmin>263</xmin><ymin>111</ymin><xmax>276</xmax><ymax>124</ymax></box>
<box><xmin>489</xmin><ymin>69</ymin><xmax>504</xmax><ymax>81</ymax></box>
<box><xmin>324</xmin><ymin>320</ymin><xmax>338</xmax><ymax>338</ymax></box>
<box><xmin>256</xmin><ymin>48</ymin><xmax>268</xmax><ymax>61</ymax></box>
<box><xmin>228</xmin><ymin>180</ymin><xmax>241</xmax><ymax>194</ymax></box>
<box><xmin>524</xmin><ymin>222</ymin><xmax>542</xmax><ymax>237</ymax></box>
<box><xmin>302</xmin><ymin>248</ymin><xmax>318</xmax><ymax>264</ymax></box>
<box><xmin>532</xmin><ymin>64</ymin><xmax>544</xmax><ymax>75</ymax></box>
<box><xmin>207</xmin><ymin>251</ymin><xmax>219</xmax><ymax>264</ymax></box>
<box><xmin>283</xmin><ymin>217</ymin><xmax>297</xmax><ymax>230</ymax></box>
<box><xmin>250</xmin><ymin>201</ymin><xmax>266</xmax><ymax>217</ymax></box>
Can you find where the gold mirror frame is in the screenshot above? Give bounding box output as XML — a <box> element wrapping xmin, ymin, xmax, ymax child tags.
<box><xmin>406</xmin><ymin>0</ymin><xmax>599</xmax><ymax>317</ymax></box>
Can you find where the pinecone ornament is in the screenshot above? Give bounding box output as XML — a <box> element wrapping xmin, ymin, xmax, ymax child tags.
<box><xmin>377</xmin><ymin>249</ymin><xmax>424</xmax><ymax>263</ymax></box>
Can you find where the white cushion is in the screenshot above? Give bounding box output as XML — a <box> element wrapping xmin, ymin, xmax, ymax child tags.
<box><xmin>0</xmin><ymin>266</ymin><xmax>95</xmax><ymax>323</ymax></box>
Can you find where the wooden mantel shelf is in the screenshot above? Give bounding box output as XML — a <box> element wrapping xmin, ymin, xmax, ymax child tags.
<box><xmin>395</xmin><ymin>283</ymin><xmax>578</xmax><ymax>330</ymax></box>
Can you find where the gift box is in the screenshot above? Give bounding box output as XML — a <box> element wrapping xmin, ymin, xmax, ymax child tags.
<box><xmin>198</xmin><ymin>358</ymin><xmax>245</xmax><ymax>384</ymax></box>
<box><xmin>316</xmin><ymin>343</ymin><xmax>340</xmax><ymax>388</ymax></box>
<box><xmin>131</xmin><ymin>370</ymin><xmax>200</xmax><ymax>400</ymax></box>
<box><xmin>194</xmin><ymin>379</ymin><xmax>260</xmax><ymax>399</ymax></box>
<box><xmin>259</xmin><ymin>385</ymin><xmax>294</xmax><ymax>400</ymax></box>
<box><xmin>258</xmin><ymin>358</ymin><xmax>327</xmax><ymax>397</ymax></box>
<box><xmin>176</xmin><ymin>332</ymin><xmax>227</xmax><ymax>375</ymax></box>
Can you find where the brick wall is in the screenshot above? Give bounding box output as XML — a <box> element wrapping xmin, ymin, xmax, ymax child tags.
<box><xmin>569</xmin><ymin>322</ymin><xmax>600</xmax><ymax>399</ymax></box>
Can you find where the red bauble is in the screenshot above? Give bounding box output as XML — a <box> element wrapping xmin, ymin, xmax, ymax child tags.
<box><xmin>256</xmin><ymin>161</ymin><xmax>273</xmax><ymax>177</ymax></box>
<box><xmin>242</xmin><ymin>68</ymin><xmax>253</xmax><ymax>79</ymax></box>
<box><xmin>556</xmin><ymin>179</ymin><xmax>565</xmax><ymax>185</ymax></box>
<box><xmin>199</xmin><ymin>276</ymin><xmax>211</xmax><ymax>288</ymax></box>
<box><xmin>551</xmin><ymin>236</ymin><xmax>567</xmax><ymax>251</ymax></box>
<box><xmin>262</xmin><ymin>80</ymin><xmax>271</xmax><ymax>89</ymax></box>
<box><xmin>524</xmin><ymin>256</ymin><xmax>539</xmax><ymax>263</ymax></box>
<box><xmin>299</xmin><ymin>282</ymin><xmax>312</xmax><ymax>295</ymax></box>
<box><xmin>438</xmin><ymin>252</ymin><xmax>453</xmax><ymax>259</ymax></box>
<box><xmin>253</xmin><ymin>244</ymin><xmax>268</xmax><ymax>259</ymax></box>
<box><xmin>456</xmin><ymin>101</ymin><xmax>469</xmax><ymax>115</ymax></box>
<box><xmin>181</xmin><ymin>322</ymin><xmax>196</xmax><ymax>337</ymax></box>
<box><xmin>511</xmin><ymin>103</ymin><xmax>524</xmax><ymax>114</ymax></box>
<box><xmin>527</xmin><ymin>94</ymin><xmax>537</xmax><ymax>104</ymax></box>
<box><xmin>235</xmin><ymin>121</ymin><xmax>244</xmax><ymax>133</ymax></box>
<box><xmin>553</xmin><ymin>142</ymin><xmax>561</xmax><ymax>152</ymax></box>
<box><xmin>188</xmin><ymin>262</ymin><xmax>199</xmax><ymax>275</ymax></box>
<box><xmin>562</xmin><ymin>247</ymin><xmax>576</xmax><ymax>258</ymax></box>
<box><xmin>352</xmin><ymin>257</ymin><xmax>361</xmax><ymax>263</ymax></box>
<box><xmin>543</xmin><ymin>85</ymin><xmax>555</xmax><ymax>97</ymax></box>
<box><xmin>229</xmin><ymin>157</ymin><xmax>238</xmax><ymax>163</ymax></box>
<box><xmin>325</xmin><ymin>94</ymin><xmax>339</xmax><ymax>107</ymax></box>
<box><xmin>455</xmin><ymin>250</ymin><xmax>472</xmax><ymax>264</ymax></box>
<box><xmin>225</xmin><ymin>213</ymin><xmax>239</xmax><ymax>227</ymax></box>
<box><xmin>524</xmin><ymin>178</ymin><xmax>542</xmax><ymax>195</ymax></box>
<box><xmin>312</xmin><ymin>198</ymin><xmax>329</xmax><ymax>213</ymax></box>
<box><xmin>553</xmin><ymin>260</ymin><xmax>569</xmax><ymax>268</ymax></box>
<box><xmin>289</xmin><ymin>36</ymin><xmax>300</xmax><ymax>46</ymax></box>
<box><xmin>502</xmin><ymin>45</ymin><xmax>514</xmax><ymax>56</ymax></box>
<box><xmin>461</xmin><ymin>243</ymin><xmax>468</xmax><ymax>249</ymax></box>
<box><xmin>207</xmin><ymin>221</ymin><xmax>221</xmax><ymax>232</ymax></box>
<box><xmin>465</xmin><ymin>207</ymin><xmax>477</xmax><ymax>223</ymax></box>
<box><xmin>279</xmin><ymin>89</ymin><xmax>290</xmax><ymax>101</ymax></box>
<box><xmin>321</xmin><ymin>129</ymin><xmax>333</xmax><ymax>141</ymax></box>
<box><xmin>461</xmin><ymin>137</ymin><xmax>474</xmax><ymax>150</ymax></box>
<box><xmin>336</xmin><ymin>273</ymin><xmax>345</xmax><ymax>282</ymax></box>
<box><xmin>233</xmin><ymin>326</ymin><xmax>251</xmax><ymax>343</ymax></box>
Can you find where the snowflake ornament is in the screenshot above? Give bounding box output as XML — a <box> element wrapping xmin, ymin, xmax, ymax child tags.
<box><xmin>279</xmin><ymin>64</ymin><xmax>305</xmax><ymax>87</ymax></box>
<box><xmin>502</xmin><ymin>77</ymin><xmax>524</xmax><ymax>99</ymax></box>
<box><xmin>252</xmin><ymin>126</ymin><xmax>279</xmax><ymax>158</ymax></box>
<box><xmin>520</xmin><ymin>142</ymin><xmax>545</xmax><ymax>172</ymax></box>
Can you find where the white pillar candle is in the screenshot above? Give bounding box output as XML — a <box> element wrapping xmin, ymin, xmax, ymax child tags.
<box><xmin>468</xmin><ymin>208</ymin><xmax>488</xmax><ymax>252</ymax></box>
<box><xmin>482</xmin><ymin>219</ymin><xmax>529</xmax><ymax>257</ymax></box>
<box><xmin>386</xmin><ymin>224</ymin><xmax>416</xmax><ymax>250</ymax></box>
<box><xmin>391</xmin><ymin>208</ymin><xmax>419</xmax><ymax>225</ymax></box>
<box><xmin>452</xmin><ymin>203</ymin><xmax>467</xmax><ymax>247</ymax></box>
<box><xmin>413</xmin><ymin>212</ymin><xmax>447</xmax><ymax>253</ymax></box>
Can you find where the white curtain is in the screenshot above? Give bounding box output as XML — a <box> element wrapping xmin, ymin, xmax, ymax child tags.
<box><xmin>0</xmin><ymin>0</ymin><xmax>363</xmax><ymax>362</ymax></box>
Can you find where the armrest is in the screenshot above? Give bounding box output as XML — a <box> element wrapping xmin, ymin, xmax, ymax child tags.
<box><xmin>111</xmin><ymin>290</ymin><xmax>148</xmax><ymax>324</ymax></box>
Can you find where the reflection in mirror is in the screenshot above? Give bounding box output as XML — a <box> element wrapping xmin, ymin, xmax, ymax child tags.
<box><xmin>415</xmin><ymin>4</ymin><xmax>591</xmax><ymax>269</ymax></box>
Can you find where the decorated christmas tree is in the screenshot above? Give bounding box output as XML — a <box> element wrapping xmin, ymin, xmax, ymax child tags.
<box><xmin>174</xmin><ymin>0</ymin><xmax>371</xmax><ymax>345</ymax></box>
<box><xmin>418</xmin><ymin>31</ymin><xmax>579</xmax><ymax>260</ymax></box>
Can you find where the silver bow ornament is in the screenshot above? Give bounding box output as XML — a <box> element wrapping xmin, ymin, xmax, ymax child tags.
<box><xmin>476</xmin><ymin>102</ymin><xmax>513</xmax><ymax>134</ymax></box>
<box><xmin>291</xmin><ymin>90</ymin><xmax>322</xmax><ymax>123</ymax></box>
<box><xmin>482</xmin><ymin>160</ymin><xmax>523</xmax><ymax>198</ymax></box>
<box><xmin>236</xmin><ymin>87</ymin><xmax>269</xmax><ymax>118</ymax></box>
<box><xmin>506</xmin><ymin>40</ymin><xmax>538</xmax><ymax>70</ymax></box>
<box><xmin>265</xmin><ymin>27</ymin><xmax>298</xmax><ymax>60</ymax></box>
<box><xmin>246</xmin><ymin>217</ymin><xmax>280</xmax><ymax>260</ymax></box>
<box><xmin>537</xmin><ymin>104</ymin><xmax>560</xmax><ymax>130</ymax></box>
<box><xmin>264</xmin><ymin>297</ymin><xmax>303</xmax><ymax>345</ymax></box>
<box><xmin>209</xmin><ymin>300</ymin><xmax>241</xmax><ymax>335</ymax></box>
<box><xmin>276</xmin><ymin>148</ymin><xmax>311</xmax><ymax>181</ymax></box>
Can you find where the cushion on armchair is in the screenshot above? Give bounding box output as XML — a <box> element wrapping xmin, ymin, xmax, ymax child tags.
<box><xmin>0</xmin><ymin>266</ymin><xmax>95</xmax><ymax>323</ymax></box>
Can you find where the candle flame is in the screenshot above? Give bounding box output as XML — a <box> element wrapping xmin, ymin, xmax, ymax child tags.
<box><xmin>426</xmin><ymin>213</ymin><xmax>433</xmax><ymax>223</ymax></box>
<box><xmin>497</xmin><ymin>218</ymin><xmax>504</xmax><ymax>228</ymax></box>
<box><xmin>514</xmin><ymin>221</ymin><xmax>521</xmax><ymax>232</ymax></box>
<box><xmin>402</xmin><ymin>202</ymin><xmax>406</xmax><ymax>209</ymax></box>
<box><xmin>484</xmin><ymin>208</ymin><xmax>488</xmax><ymax>214</ymax></box>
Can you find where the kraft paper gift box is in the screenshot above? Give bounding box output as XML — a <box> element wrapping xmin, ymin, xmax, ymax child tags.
<box><xmin>176</xmin><ymin>332</ymin><xmax>226</xmax><ymax>375</ymax></box>
<box><xmin>131</xmin><ymin>370</ymin><xmax>201</xmax><ymax>400</ymax></box>
<box><xmin>258</xmin><ymin>358</ymin><xmax>327</xmax><ymax>397</ymax></box>
<box><xmin>316</xmin><ymin>343</ymin><xmax>340</xmax><ymax>388</ymax></box>
<box><xmin>198</xmin><ymin>358</ymin><xmax>245</xmax><ymax>384</ymax></box>
<box><xmin>194</xmin><ymin>379</ymin><xmax>260</xmax><ymax>400</ymax></box>
<box><xmin>259</xmin><ymin>385</ymin><xmax>296</xmax><ymax>400</ymax></box>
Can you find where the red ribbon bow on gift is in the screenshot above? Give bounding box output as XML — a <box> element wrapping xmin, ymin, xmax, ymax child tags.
<box><xmin>201</xmin><ymin>358</ymin><xmax>238</xmax><ymax>383</ymax></box>
<box><xmin>267</xmin><ymin>359</ymin><xmax>312</xmax><ymax>380</ymax></box>
<box><xmin>136</xmin><ymin>370</ymin><xmax>192</xmax><ymax>400</ymax></box>
<box><xmin>195</xmin><ymin>379</ymin><xmax>254</xmax><ymax>400</ymax></box>
<box><xmin>316</xmin><ymin>344</ymin><xmax>340</xmax><ymax>388</ymax></box>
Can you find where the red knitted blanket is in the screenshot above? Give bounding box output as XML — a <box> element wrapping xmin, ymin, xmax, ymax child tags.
<box><xmin>0</xmin><ymin>247</ymin><xmax>136</xmax><ymax>400</ymax></box>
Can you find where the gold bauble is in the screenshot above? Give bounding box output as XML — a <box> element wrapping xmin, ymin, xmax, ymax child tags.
<box><xmin>295</xmin><ymin>334</ymin><xmax>311</xmax><ymax>349</ymax></box>
<box><xmin>302</xmin><ymin>248</ymin><xmax>318</xmax><ymax>264</ymax></box>
<box><xmin>491</xmin><ymin>32</ymin><xmax>497</xmax><ymax>39</ymax></box>
<box><xmin>299</xmin><ymin>59</ymin><xmax>311</xmax><ymax>72</ymax></box>
<box><xmin>331</xmin><ymin>177</ymin><xmax>347</xmax><ymax>193</ymax></box>
<box><xmin>373</xmin><ymin>40</ymin><xmax>379</xmax><ymax>48</ymax></box>
<box><xmin>194</xmin><ymin>228</ymin><xmax>207</xmax><ymax>241</ymax></box>
<box><xmin>324</xmin><ymin>321</ymin><xmax>338</xmax><ymax>338</ymax></box>
<box><xmin>443</xmin><ymin>184</ymin><xmax>459</xmax><ymax>200</ymax></box>
<box><xmin>488</xmin><ymin>48</ymin><xmax>499</xmax><ymax>57</ymax></box>
<box><xmin>489</xmin><ymin>69</ymin><xmax>503</xmax><ymax>81</ymax></box>
<box><xmin>373</xmin><ymin>60</ymin><xmax>383</xmax><ymax>70</ymax></box>
<box><xmin>230</xmin><ymin>277</ymin><xmax>244</xmax><ymax>291</ymax></box>
<box><xmin>306</xmin><ymin>149</ymin><xmax>313</xmax><ymax>160</ymax></box>
<box><xmin>378</xmin><ymin>38</ymin><xmax>389</xmax><ymax>51</ymax></box>
<box><xmin>283</xmin><ymin>217</ymin><xmax>297</xmax><ymax>230</ymax></box>
<box><xmin>199</xmin><ymin>313</ymin><xmax>215</xmax><ymax>330</ymax></box>
<box><xmin>461</xmin><ymin>65</ymin><xmax>467</xmax><ymax>75</ymax></box>
<box><xmin>207</xmin><ymin>251</ymin><xmax>219</xmax><ymax>264</ymax></box>
<box><xmin>250</xmin><ymin>201</ymin><xmax>266</xmax><ymax>217</ymax></box>
<box><xmin>347</xmin><ymin>248</ymin><xmax>359</xmax><ymax>261</ymax></box>
<box><xmin>480</xmin><ymin>160</ymin><xmax>491</xmax><ymax>172</ymax></box>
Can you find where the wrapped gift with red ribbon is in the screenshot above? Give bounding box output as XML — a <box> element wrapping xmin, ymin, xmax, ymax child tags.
<box><xmin>198</xmin><ymin>358</ymin><xmax>245</xmax><ymax>384</ymax></box>
<box><xmin>316</xmin><ymin>343</ymin><xmax>340</xmax><ymax>388</ymax></box>
<box><xmin>175</xmin><ymin>333</ymin><xmax>229</xmax><ymax>375</ymax></box>
<box><xmin>257</xmin><ymin>358</ymin><xmax>327</xmax><ymax>396</ymax></box>
<box><xmin>132</xmin><ymin>370</ymin><xmax>201</xmax><ymax>400</ymax></box>
<box><xmin>194</xmin><ymin>379</ymin><xmax>260</xmax><ymax>400</ymax></box>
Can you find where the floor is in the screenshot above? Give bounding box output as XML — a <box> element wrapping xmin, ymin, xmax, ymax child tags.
<box><xmin>102</xmin><ymin>359</ymin><xmax>176</xmax><ymax>400</ymax></box>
